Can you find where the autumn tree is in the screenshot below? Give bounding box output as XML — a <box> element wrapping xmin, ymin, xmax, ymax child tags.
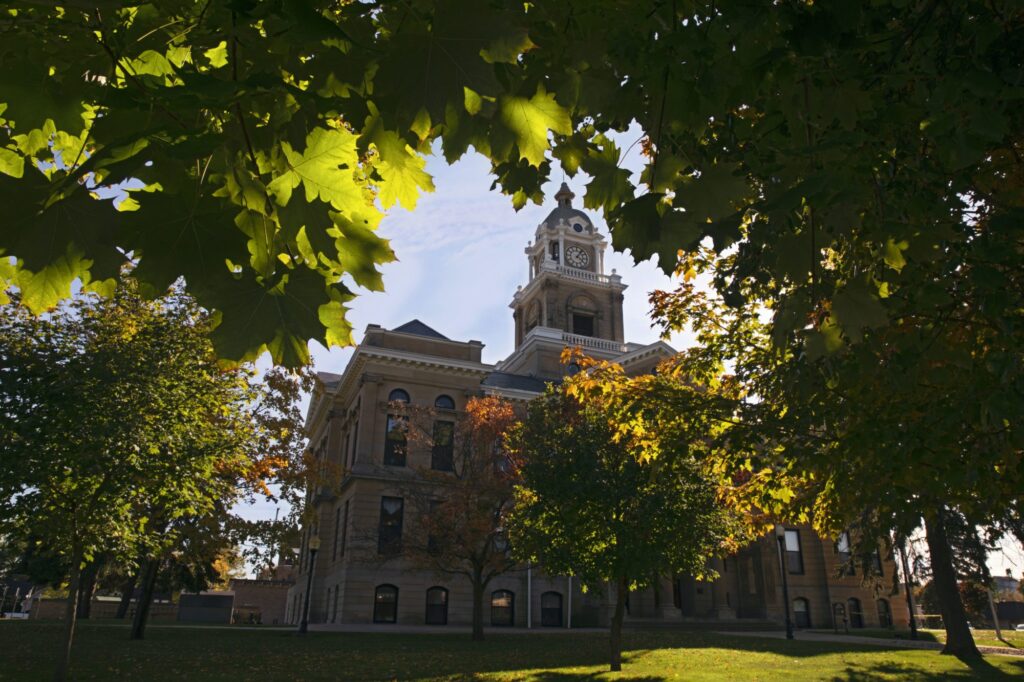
<box><xmin>508</xmin><ymin>366</ymin><xmax>742</xmax><ymax>672</ymax></box>
<box><xmin>641</xmin><ymin>223</ymin><xmax>1023</xmax><ymax>657</ymax></box>
<box><xmin>375</xmin><ymin>396</ymin><xmax>520</xmax><ymax>641</ymax></box>
<box><xmin>0</xmin><ymin>281</ymin><xmax>305</xmax><ymax>679</ymax></box>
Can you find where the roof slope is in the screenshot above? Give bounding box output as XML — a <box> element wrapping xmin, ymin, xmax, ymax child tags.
<box><xmin>481</xmin><ymin>371</ymin><xmax>554</xmax><ymax>394</ymax></box>
<box><xmin>391</xmin><ymin>319</ymin><xmax>449</xmax><ymax>340</ymax></box>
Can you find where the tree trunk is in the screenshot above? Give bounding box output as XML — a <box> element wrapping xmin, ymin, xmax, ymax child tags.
<box><xmin>54</xmin><ymin>550</ymin><xmax>83</xmax><ymax>682</ymax></box>
<box><xmin>115</xmin><ymin>572</ymin><xmax>138</xmax><ymax>620</ymax></box>
<box><xmin>471</xmin><ymin>575</ymin><xmax>485</xmax><ymax>642</ymax></box>
<box><xmin>609</xmin><ymin>576</ymin><xmax>627</xmax><ymax>672</ymax></box>
<box><xmin>76</xmin><ymin>561</ymin><xmax>99</xmax><ymax>619</ymax></box>
<box><xmin>130</xmin><ymin>559</ymin><xmax>160</xmax><ymax>641</ymax></box>
<box><xmin>924</xmin><ymin>510</ymin><xmax>979</xmax><ymax>658</ymax></box>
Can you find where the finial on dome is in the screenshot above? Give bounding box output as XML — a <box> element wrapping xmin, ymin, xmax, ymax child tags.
<box><xmin>554</xmin><ymin>182</ymin><xmax>575</xmax><ymax>208</ymax></box>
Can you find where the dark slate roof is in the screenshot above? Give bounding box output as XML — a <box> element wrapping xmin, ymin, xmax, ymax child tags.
<box><xmin>542</xmin><ymin>205</ymin><xmax>593</xmax><ymax>228</ymax></box>
<box><xmin>317</xmin><ymin>371</ymin><xmax>343</xmax><ymax>389</ymax></box>
<box><xmin>481</xmin><ymin>371</ymin><xmax>555</xmax><ymax>394</ymax></box>
<box><xmin>392</xmin><ymin>319</ymin><xmax>449</xmax><ymax>340</ymax></box>
<box><xmin>543</xmin><ymin>183</ymin><xmax>594</xmax><ymax>229</ymax></box>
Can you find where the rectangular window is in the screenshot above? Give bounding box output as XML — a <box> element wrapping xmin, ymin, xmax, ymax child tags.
<box><xmin>332</xmin><ymin>505</ymin><xmax>342</xmax><ymax>561</ymax></box>
<box><xmin>572</xmin><ymin>313</ymin><xmax>594</xmax><ymax>337</ymax></box>
<box><xmin>378</xmin><ymin>496</ymin><xmax>404</xmax><ymax>555</ymax></box>
<box><xmin>871</xmin><ymin>548</ymin><xmax>884</xmax><ymax>576</ymax></box>
<box><xmin>836</xmin><ymin>532</ymin><xmax>855</xmax><ymax>576</ymax></box>
<box><xmin>350</xmin><ymin>421</ymin><xmax>359</xmax><ymax>467</ymax></box>
<box><xmin>785</xmin><ymin>529</ymin><xmax>804</xmax><ymax>575</ymax></box>
<box><xmin>427</xmin><ymin>499</ymin><xmax>443</xmax><ymax>555</ymax></box>
<box><xmin>431</xmin><ymin>421</ymin><xmax>455</xmax><ymax>471</ymax></box>
<box><xmin>340</xmin><ymin>500</ymin><xmax>349</xmax><ymax>557</ymax></box>
<box><xmin>384</xmin><ymin>415</ymin><xmax>407</xmax><ymax>466</ymax></box>
<box><xmin>332</xmin><ymin>584</ymin><xmax>340</xmax><ymax>623</ymax></box>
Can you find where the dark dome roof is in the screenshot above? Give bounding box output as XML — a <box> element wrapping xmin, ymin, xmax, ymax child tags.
<box><xmin>541</xmin><ymin>183</ymin><xmax>594</xmax><ymax>229</ymax></box>
<box><xmin>543</xmin><ymin>205</ymin><xmax>593</xmax><ymax>228</ymax></box>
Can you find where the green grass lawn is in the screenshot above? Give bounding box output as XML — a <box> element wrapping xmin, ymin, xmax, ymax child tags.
<box><xmin>1</xmin><ymin>622</ymin><xmax>1022</xmax><ymax>681</ymax></box>
<box><xmin>810</xmin><ymin>628</ymin><xmax>1024</xmax><ymax>650</ymax></box>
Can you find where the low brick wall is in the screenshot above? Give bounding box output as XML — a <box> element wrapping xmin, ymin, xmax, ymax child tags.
<box><xmin>229</xmin><ymin>579</ymin><xmax>293</xmax><ymax>626</ymax></box>
<box><xmin>30</xmin><ymin>598</ymin><xmax>177</xmax><ymax>621</ymax></box>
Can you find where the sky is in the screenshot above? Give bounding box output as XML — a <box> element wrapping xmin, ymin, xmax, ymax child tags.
<box><xmin>241</xmin><ymin>137</ymin><xmax>1024</xmax><ymax>581</ymax></box>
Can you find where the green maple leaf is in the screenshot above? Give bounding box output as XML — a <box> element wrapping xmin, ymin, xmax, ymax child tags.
<box><xmin>14</xmin><ymin>245</ymin><xmax>90</xmax><ymax>314</ymax></box>
<box><xmin>498</xmin><ymin>87</ymin><xmax>572</xmax><ymax>167</ymax></box>
<box><xmin>831</xmin><ymin>279</ymin><xmax>889</xmax><ymax>342</ymax></box>
<box><xmin>0</xmin><ymin>146</ymin><xmax>25</xmax><ymax>178</ymax></box>
<box><xmin>119</xmin><ymin>190</ymin><xmax>250</xmax><ymax>294</ymax></box>
<box><xmin>234</xmin><ymin>210</ymin><xmax>279</xmax><ymax>279</ymax></box>
<box><xmin>581</xmin><ymin>135</ymin><xmax>633</xmax><ymax>213</ymax></box>
<box><xmin>267</xmin><ymin>127</ymin><xmax>365</xmax><ymax>213</ymax></box>
<box><xmin>552</xmin><ymin>134</ymin><xmax>593</xmax><ymax>177</ymax></box>
<box><xmin>673</xmin><ymin>163</ymin><xmax>750</xmax><ymax>223</ymax></box>
<box><xmin>371</xmin><ymin>0</ymin><xmax>529</xmax><ymax>124</ymax></box>
<box><xmin>0</xmin><ymin>174</ymin><xmax>122</xmax><ymax>311</ymax></box>
<box><xmin>364</xmin><ymin>113</ymin><xmax>435</xmax><ymax>210</ymax></box>
<box><xmin>201</xmin><ymin>267</ymin><xmax>354</xmax><ymax>367</ymax></box>
<box><xmin>278</xmin><ymin>196</ymin><xmax>392</xmax><ymax>291</ymax></box>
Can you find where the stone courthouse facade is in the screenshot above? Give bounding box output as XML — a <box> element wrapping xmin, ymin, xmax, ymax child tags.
<box><xmin>287</xmin><ymin>186</ymin><xmax>909</xmax><ymax>631</ymax></box>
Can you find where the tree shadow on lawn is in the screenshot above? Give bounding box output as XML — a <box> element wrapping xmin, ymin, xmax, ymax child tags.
<box><xmin>833</xmin><ymin>655</ymin><xmax>1024</xmax><ymax>682</ymax></box>
<box><xmin>5</xmin><ymin>623</ymin><xmax>1022</xmax><ymax>681</ymax></box>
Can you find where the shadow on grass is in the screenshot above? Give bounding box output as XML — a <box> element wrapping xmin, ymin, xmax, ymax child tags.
<box><xmin>3</xmin><ymin>621</ymin><xmax>1022</xmax><ymax>681</ymax></box>
<box><xmin>833</xmin><ymin>655</ymin><xmax>1024</xmax><ymax>681</ymax></box>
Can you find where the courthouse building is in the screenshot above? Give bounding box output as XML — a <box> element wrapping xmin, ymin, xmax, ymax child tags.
<box><xmin>287</xmin><ymin>185</ymin><xmax>909</xmax><ymax>631</ymax></box>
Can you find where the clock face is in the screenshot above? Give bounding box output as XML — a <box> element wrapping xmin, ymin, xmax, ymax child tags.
<box><xmin>565</xmin><ymin>245</ymin><xmax>590</xmax><ymax>268</ymax></box>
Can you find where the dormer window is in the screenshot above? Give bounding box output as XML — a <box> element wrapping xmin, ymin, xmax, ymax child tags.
<box><xmin>573</xmin><ymin>223</ymin><xmax>583</xmax><ymax>232</ymax></box>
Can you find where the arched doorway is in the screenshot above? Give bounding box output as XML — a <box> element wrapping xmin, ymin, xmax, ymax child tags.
<box><xmin>541</xmin><ymin>591</ymin><xmax>563</xmax><ymax>627</ymax></box>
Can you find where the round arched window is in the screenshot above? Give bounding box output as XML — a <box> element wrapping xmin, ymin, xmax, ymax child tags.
<box><xmin>373</xmin><ymin>584</ymin><xmax>398</xmax><ymax>623</ymax></box>
<box><xmin>434</xmin><ymin>395</ymin><xmax>455</xmax><ymax>410</ymax></box>
<box><xmin>490</xmin><ymin>590</ymin><xmax>514</xmax><ymax>626</ymax></box>
<box><xmin>388</xmin><ymin>388</ymin><xmax>410</xmax><ymax>403</ymax></box>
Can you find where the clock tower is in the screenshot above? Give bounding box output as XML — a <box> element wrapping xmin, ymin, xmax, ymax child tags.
<box><xmin>500</xmin><ymin>183</ymin><xmax>628</xmax><ymax>379</ymax></box>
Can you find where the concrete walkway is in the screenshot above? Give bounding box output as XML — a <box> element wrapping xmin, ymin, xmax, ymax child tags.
<box><xmin>722</xmin><ymin>630</ymin><xmax>1024</xmax><ymax>657</ymax></box>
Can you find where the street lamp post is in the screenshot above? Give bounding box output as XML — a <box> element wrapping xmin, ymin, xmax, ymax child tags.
<box><xmin>774</xmin><ymin>526</ymin><xmax>794</xmax><ymax>640</ymax></box>
<box><xmin>298</xmin><ymin>535</ymin><xmax>321</xmax><ymax>635</ymax></box>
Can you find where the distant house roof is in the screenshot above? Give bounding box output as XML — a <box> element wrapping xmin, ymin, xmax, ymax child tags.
<box><xmin>392</xmin><ymin>319</ymin><xmax>449</xmax><ymax>340</ymax></box>
<box><xmin>481</xmin><ymin>371</ymin><xmax>553</xmax><ymax>394</ymax></box>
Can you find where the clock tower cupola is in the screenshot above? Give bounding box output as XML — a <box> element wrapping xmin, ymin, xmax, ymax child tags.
<box><xmin>502</xmin><ymin>184</ymin><xmax>627</xmax><ymax>378</ymax></box>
